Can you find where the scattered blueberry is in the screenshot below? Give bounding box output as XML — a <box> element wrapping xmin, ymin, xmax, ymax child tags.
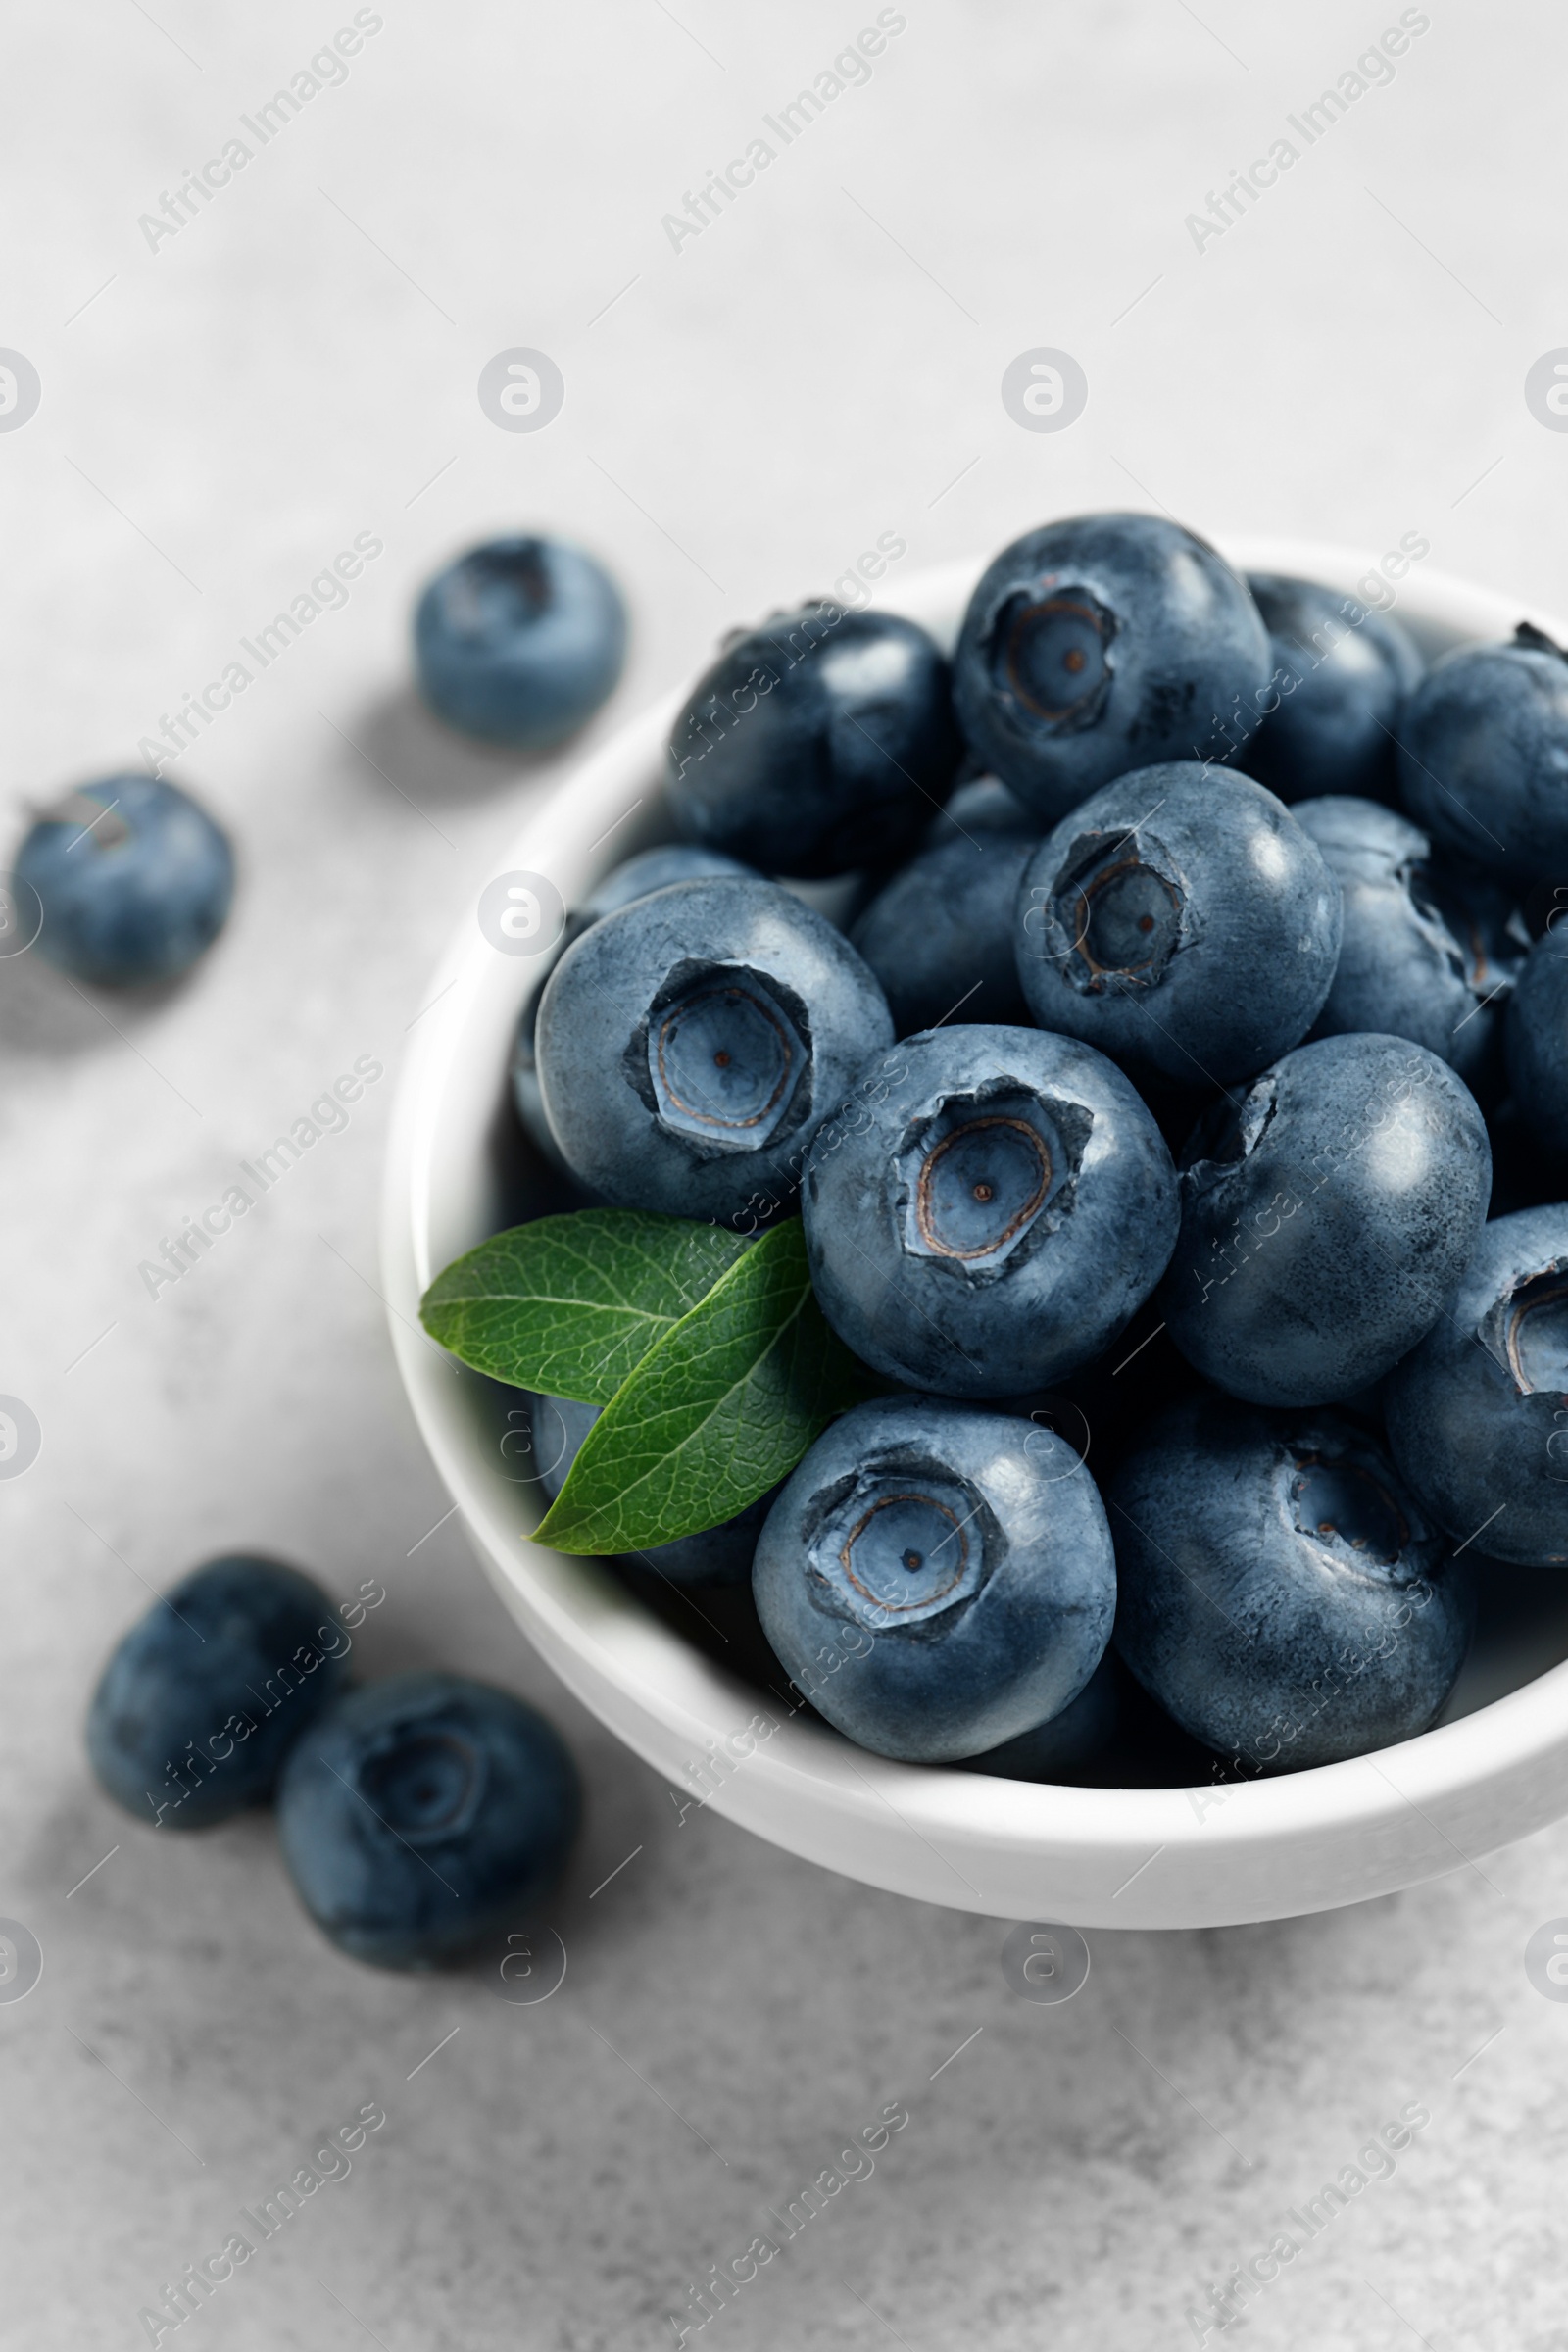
<box><xmin>1160</xmin><ymin>1033</ymin><xmax>1492</xmax><ymax>1405</ymax></box>
<box><xmin>852</xmin><ymin>831</ymin><xmax>1038</xmax><ymax>1035</ymax></box>
<box><xmin>531</xmin><ymin>1393</ymin><xmax>767</xmax><ymax>1585</ymax></box>
<box><xmin>753</xmin><ymin>1396</ymin><xmax>1116</xmax><ymax>1762</ymax></box>
<box><xmin>802</xmin><ymin>1024</ymin><xmax>1178</xmax><ymax>1396</ymax></box>
<box><xmin>275</xmin><ymin>1672</ymin><xmax>581</xmax><ymax>1970</ymax></box>
<box><xmin>18</xmin><ymin>773</ymin><xmax>233</xmax><ymax>987</ymax></box>
<box><xmin>1243</xmin><ymin>573</ymin><xmax>1423</xmax><ymax>805</ymax></box>
<box><xmin>1296</xmin><ymin>795</ymin><xmax>1529</xmax><ymax>1090</ymax></box>
<box><xmin>1506</xmin><ymin>930</ymin><xmax>1568</xmax><ymax>1159</ymax></box>
<box><xmin>512</xmin><ymin>845</ymin><xmax>754</xmax><ymax>1173</ymax></box>
<box><xmin>536</xmin><ymin>875</ymin><xmax>893</xmax><ymax>1222</ymax></box>
<box><xmin>1112</xmin><ymin>1392</ymin><xmax>1473</xmax><ymax>1771</ymax></box>
<box><xmin>953</xmin><ymin>514</ymin><xmax>1272</xmax><ymax>823</ymax></box>
<box><xmin>665</xmin><ymin>605</ymin><xmax>962</xmax><ymax>878</ymax></box>
<box><xmin>415</xmin><ymin>535</ymin><xmax>627</xmax><ymax>748</ymax></box>
<box><xmin>1016</xmin><ymin>762</ymin><xmax>1341</xmax><ymax>1090</ymax></box>
<box><xmin>1387</xmin><ymin>1206</ymin><xmax>1568</xmax><ymax>1566</ymax></box>
<box><xmin>1397</xmin><ymin>623</ymin><xmax>1568</xmax><ymax>892</ymax></box>
<box><xmin>87</xmin><ymin>1556</ymin><xmax>347</xmax><ymax>1830</ymax></box>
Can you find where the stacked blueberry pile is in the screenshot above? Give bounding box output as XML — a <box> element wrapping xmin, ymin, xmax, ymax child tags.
<box><xmin>472</xmin><ymin>511</ymin><xmax>1568</xmax><ymax>1785</ymax></box>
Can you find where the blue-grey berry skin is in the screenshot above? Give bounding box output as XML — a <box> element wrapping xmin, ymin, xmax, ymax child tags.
<box><xmin>1111</xmin><ymin>1394</ymin><xmax>1473</xmax><ymax>1773</ymax></box>
<box><xmin>536</xmin><ymin>876</ymin><xmax>893</xmax><ymax>1222</ymax></box>
<box><xmin>953</xmin><ymin>514</ymin><xmax>1272</xmax><ymax>824</ymax></box>
<box><xmin>1386</xmin><ymin>1207</ymin><xmax>1568</xmax><ymax>1566</ymax></box>
<box><xmin>1016</xmin><ymin>763</ymin><xmax>1341</xmax><ymax>1091</ymax></box>
<box><xmin>959</xmin><ymin>1653</ymin><xmax>1120</xmax><ymax>1783</ymax></box>
<box><xmin>1243</xmin><ymin>573</ymin><xmax>1424</xmax><ymax>806</ymax></box>
<box><xmin>511</xmin><ymin>845</ymin><xmax>754</xmax><ymax>1173</ymax></box>
<box><xmin>752</xmin><ymin>1396</ymin><xmax>1116</xmax><ymax>1763</ymax></box>
<box><xmin>86</xmin><ymin>1557</ymin><xmax>347</xmax><ymax>1829</ymax></box>
<box><xmin>1505</xmin><ymin>933</ymin><xmax>1568</xmax><ymax>1159</ymax></box>
<box><xmin>276</xmin><ymin>1673</ymin><xmax>581</xmax><ymax>1970</ymax></box>
<box><xmin>1160</xmin><ymin>1034</ymin><xmax>1492</xmax><ymax>1407</ymax></box>
<box><xmin>666</xmin><ymin>606</ymin><xmax>962</xmax><ymax>879</ymax></box>
<box><xmin>1296</xmin><ymin>797</ymin><xmax>1529</xmax><ymax>1089</ymax></box>
<box><xmin>802</xmin><ymin>1025</ymin><xmax>1178</xmax><ymax>1397</ymax></box>
<box><xmin>925</xmin><ymin>774</ymin><xmax>1039</xmax><ymax>846</ymax></box>
<box><xmin>530</xmin><ymin>1394</ymin><xmax>769</xmax><ymax>1586</ymax></box>
<box><xmin>1397</xmin><ymin>625</ymin><xmax>1568</xmax><ymax>890</ymax></box>
<box><xmin>852</xmin><ymin>832</ymin><xmax>1038</xmax><ymax>1035</ymax></box>
<box><xmin>18</xmin><ymin>773</ymin><xmax>233</xmax><ymax>987</ymax></box>
<box><xmin>414</xmin><ymin>536</ymin><xmax>626</xmax><ymax>748</ymax></box>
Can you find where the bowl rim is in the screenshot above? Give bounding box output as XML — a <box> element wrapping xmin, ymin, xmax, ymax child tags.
<box><xmin>381</xmin><ymin>530</ymin><xmax>1568</xmax><ymax>1927</ymax></box>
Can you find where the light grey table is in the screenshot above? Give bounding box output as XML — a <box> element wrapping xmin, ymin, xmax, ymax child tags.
<box><xmin>3</xmin><ymin>3</ymin><xmax>1564</xmax><ymax>2344</ymax></box>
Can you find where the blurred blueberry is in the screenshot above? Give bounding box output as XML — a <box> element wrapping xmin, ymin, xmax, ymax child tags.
<box><xmin>1506</xmin><ymin>930</ymin><xmax>1568</xmax><ymax>1158</ymax></box>
<box><xmin>18</xmin><ymin>773</ymin><xmax>233</xmax><ymax>986</ymax></box>
<box><xmin>1160</xmin><ymin>1033</ymin><xmax>1492</xmax><ymax>1405</ymax></box>
<box><xmin>511</xmin><ymin>845</ymin><xmax>754</xmax><ymax>1173</ymax></box>
<box><xmin>1243</xmin><ymin>573</ymin><xmax>1423</xmax><ymax>805</ymax></box>
<box><xmin>925</xmin><ymin>774</ymin><xmax>1039</xmax><ymax>845</ymax></box>
<box><xmin>415</xmin><ymin>536</ymin><xmax>626</xmax><ymax>748</ymax></box>
<box><xmin>666</xmin><ymin>605</ymin><xmax>962</xmax><ymax>878</ymax></box>
<box><xmin>753</xmin><ymin>1396</ymin><xmax>1116</xmax><ymax>1762</ymax></box>
<box><xmin>802</xmin><ymin>1024</ymin><xmax>1178</xmax><ymax>1397</ymax></box>
<box><xmin>953</xmin><ymin>514</ymin><xmax>1272</xmax><ymax>823</ymax></box>
<box><xmin>852</xmin><ymin>831</ymin><xmax>1037</xmax><ymax>1034</ymax></box>
<box><xmin>87</xmin><ymin>1556</ymin><xmax>346</xmax><ymax>1829</ymax></box>
<box><xmin>530</xmin><ymin>1393</ymin><xmax>768</xmax><ymax>1586</ymax></box>
<box><xmin>1387</xmin><ymin>1206</ymin><xmax>1568</xmax><ymax>1566</ymax></box>
<box><xmin>1397</xmin><ymin>623</ymin><xmax>1568</xmax><ymax>891</ymax></box>
<box><xmin>1297</xmin><ymin>796</ymin><xmax>1528</xmax><ymax>1091</ymax></box>
<box><xmin>1112</xmin><ymin>1392</ymin><xmax>1473</xmax><ymax>1772</ymax></box>
<box><xmin>536</xmin><ymin>875</ymin><xmax>892</xmax><ymax>1222</ymax></box>
<box><xmin>276</xmin><ymin>1672</ymin><xmax>581</xmax><ymax>1969</ymax></box>
<box><xmin>1017</xmin><ymin>762</ymin><xmax>1341</xmax><ymax>1090</ymax></box>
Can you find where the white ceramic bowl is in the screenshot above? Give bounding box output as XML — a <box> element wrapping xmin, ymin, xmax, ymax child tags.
<box><xmin>381</xmin><ymin>537</ymin><xmax>1568</xmax><ymax>1929</ymax></box>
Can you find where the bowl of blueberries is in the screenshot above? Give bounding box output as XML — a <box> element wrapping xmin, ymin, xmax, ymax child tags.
<box><xmin>384</xmin><ymin>513</ymin><xmax>1568</xmax><ymax>1930</ymax></box>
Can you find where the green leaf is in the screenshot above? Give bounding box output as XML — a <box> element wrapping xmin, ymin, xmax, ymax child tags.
<box><xmin>418</xmin><ymin>1209</ymin><xmax>751</xmax><ymax>1405</ymax></box>
<box><xmin>535</xmin><ymin>1220</ymin><xmax>864</xmax><ymax>1556</ymax></box>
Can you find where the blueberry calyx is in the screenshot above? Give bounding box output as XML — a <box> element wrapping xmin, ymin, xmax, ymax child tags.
<box><xmin>806</xmin><ymin>1462</ymin><xmax>990</xmax><ymax>1629</ymax></box>
<box><xmin>898</xmin><ymin>1088</ymin><xmax>1086</xmax><ymax>1274</ymax></box>
<box><xmin>1287</xmin><ymin>1450</ymin><xmax>1412</xmax><ymax>1572</ymax></box>
<box><xmin>645</xmin><ymin>969</ymin><xmax>807</xmax><ymax>1147</ymax></box>
<box><xmin>359</xmin><ymin>1729</ymin><xmax>486</xmax><ymax>1842</ymax></box>
<box><xmin>1477</xmin><ymin>1263</ymin><xmax>1568</xmax><ymax>1396</ymax></box>
<box><xmin>1053</xmin><ymin>830</ymin><xmax>1185</xmax><ymax>994</ymax></box>
<box><xmin>1514</xmin><ymin>619</ymin><xmax>1568</xmax><ymax>662</ymax></box>
<box><xmin>994</xmin><ymin>584</ymin><xmax>1117</xmax><ymax>730</ymax></box>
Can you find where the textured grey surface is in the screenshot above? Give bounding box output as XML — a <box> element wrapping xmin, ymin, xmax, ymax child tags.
<box><xmin>3</xmin><ymin>2</ymin><xmax>1566</xmax><ymax>2345</ymax></box>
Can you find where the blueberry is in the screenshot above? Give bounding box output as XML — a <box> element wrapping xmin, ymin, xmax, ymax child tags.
<box><xmin>752</xmin><ymin>1396</ymin><xmax>1116</xmax><ymax>1762</ymax></box>
<box><xmin>17</xmin><ymin>772</ymin><xmax>233</xmax><ymax>987</ymax></box>
<box><xmin>414</xmin><ymin>536</ymin><xmax>626</xmax><ymax>748</ymax></box>
<box><xmin>665</xmin><ymin>605</ymin><xmax>962</xmax><ymax>878</ymax></box>
<box><xmin>86</xmin><ymin>1556</ymin><xmax>347</xmax><ymax>1829</ymax></box>
<box><xmin>1505</xmin><ymin>932</ymin><xmax>1568</xmax><ymax>1158</ymax></box>
<box><xmin>953</xmin><ymin>514</ymin><xmax>1272</xmax><ymax>823</ymax></box>
<box><xmin>925</xmin><ymin>774</ymin><xmax>1039</xmax><ymax>845</ymax></box>
<box><xmin>1296</xmin><ymin>796</ymin><xmax>1528</xmax><ymax>1087</ymax></box>
<box><xmin>1243</xmin><ymin>574</ymin><xmax>1423</xmax><ymax>805</ymax></box>
<box><xmin>851</xmin><ymin>831</ymin><xmax>1038</xmax><ymax>1035</ymax></box>
<box><xmin>802</xmin><ymin>1024</ymin><xmax>1178</xmax><ymax>1396</ymax></box>
<box><xmin>1111</xmin><ymin>1392</ymin><xmax>1473</xmax><ymax>1772</ymax></box>
<box><xmin>275</xmin><ymin>1672</ymin><xmax>580</xmax><ymax>1970</ymax></box>
<box><xmin>1017</xmin><ymin>763</ymin><xmax>1341</xmax><ymax>1090</ymax></box>
<box><xmin>536</xmin><ymin>875</ymin><xmax>893</xmax><ymax>1221</ymax></box>
<box><xmin>1386</xmin><ymin>1206</ymin><xmax>1568</xmax><ymax>1566</ymax></box>
<box><xmin>1397</xmin><ymin>623</ymin><xmax>1568</xmax><ymax>891</ymax></box>
<box><xmin>1160</xmin><ymin>1033</ymin><xmax>1492</xmax><ymax>1406</ymax></box>
<box><xmin>530</xmin><ymin>1394</ymin><xmax>768</xmax><ymax>1585</ymax></box>
<box><xmin>511</xmin><ymin>845</ymin><xmax>754</xmax><ymax>1173</ymax></box>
